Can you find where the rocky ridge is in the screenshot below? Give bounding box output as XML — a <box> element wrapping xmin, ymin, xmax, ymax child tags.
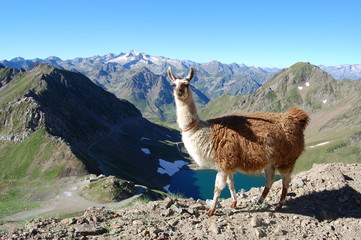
<box><xmin>1</xmin><ymin>163</ymin><xmax>360</xmax><ymax>239</ymax></box>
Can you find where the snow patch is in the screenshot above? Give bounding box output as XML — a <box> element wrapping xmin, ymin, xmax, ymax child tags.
<box><xmin>309</xmin><ymin>141</ymin><xmax>330</xmax><ymax>148</ymax></box>
<box><xmin>323</xmin><ymin>99</ymin><xmax>328</xmax><ymax>104</ymax></box>
<box><xmin>157</xmin><ymin>159</ymin><xmax>188</xmax><ymax>176</ymax></box>
<box><xmin>141</xmin><ymin>148</ymin><xmax>151</xmax><ymax>154</ymax></box>
<box><xmin>163</xmin><ymin>184</ymin><xmax>172</xmax><ymax>194</ymax></box>
<box><xmin>298</xmin><ymin>86</ymin><xmax>303</xmax><ymax>90</ymax></box>
<box><xmin>56</xmin><ymin>191</ymin><xmax>74</xmax><ymax>199</ymax></box>
<box><xmin>306</xmin><ymin>82</ymin><xmax>310</xmax><ymax>87</ymax></box>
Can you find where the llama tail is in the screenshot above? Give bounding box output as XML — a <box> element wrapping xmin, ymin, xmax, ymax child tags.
<box><xmin>283</xmin><ymin>107</ymin><xmax>310</xmax><ymax>131</ymax></box>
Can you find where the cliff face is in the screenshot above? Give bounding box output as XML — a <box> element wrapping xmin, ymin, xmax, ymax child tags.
<box><xmin>1</xmin><ymin>163</ymin><xmax>360</xmax><ymax>239</ymax></box>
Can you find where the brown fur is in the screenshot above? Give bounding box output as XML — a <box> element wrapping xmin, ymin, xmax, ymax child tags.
<box><xmin>209</xmin><ymin>107</ymin><xmax>309</xmax><ymax>174</ymax></box>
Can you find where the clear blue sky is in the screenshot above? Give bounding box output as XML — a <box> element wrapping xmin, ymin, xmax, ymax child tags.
<box><xmin>1</xmin><ymin>0</ymin><xmax>360</xmax><ymax>67</ymax></box>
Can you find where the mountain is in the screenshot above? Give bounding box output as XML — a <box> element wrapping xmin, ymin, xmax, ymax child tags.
<box><xmin>0</xmin><ymin>52</ymin><xmax>278</xmax><ymax>122</ymax></box>
<box><xmin>319</xmin><ymin>64</ymin><xmax>361</xmax><ymax>80</ymax></box>
<box><xmin>202</xmin><ymin>62</ymin><xmax>361</xmax><ymax>113</ymax></box>
<box><xmin>0</xmin><ymin>63</ymin><xmax>185</xmax><ymax>190</ymax></box>
<box><xmin>97</xmin><ymin>67</ymin><xmax>209</xmax><ymax>122</ymax></box>
<box><xmin>192</xmin><ymin>61</ymin><xmax>273</xmax><ymax>99</ymax></box>
<box><xmin>201</xmin><ymin>62</ymin><xmax>361</xmax><ymax>171</ymax></box>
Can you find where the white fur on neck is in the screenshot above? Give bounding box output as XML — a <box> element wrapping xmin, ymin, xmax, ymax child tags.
<box><xmin>175</xmin><ymin>91</ymin><xmax>199</xmax><ymax>130</ymax></box>
<box><xmin>174</xmin><ymin>90</ymin><xmax>216</xmax><ymax>169</ymax></box>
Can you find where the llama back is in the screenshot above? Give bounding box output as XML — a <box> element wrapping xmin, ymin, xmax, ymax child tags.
<box><xmin>208</xmin><ymin>114</ymin><xmax>281</xmax><ymax>173</ymax></box>
<box><xmin>208</xmin><ymin>109</ymin><xmax>309</xmax><ymax>173</ymax></box>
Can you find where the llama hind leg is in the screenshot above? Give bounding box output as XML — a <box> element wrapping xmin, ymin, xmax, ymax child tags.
<box><xmin>226</xmin><ymin>173</ymin><xmax>237</xmax><ymax>208</ymax></box>
<box><xmin>276</xmin><ymin>167</ymin><xmax>293</xmax><ymax>210</ymax></box>
<box><xmin>208</xmin><ymin>171</ymin><xmax>227</xmax><ymax>216</ymax></box>
<box><xmin>257</xmin><ymin>164</ymin><xmax>276</xmax><ymax>204</ymax></box>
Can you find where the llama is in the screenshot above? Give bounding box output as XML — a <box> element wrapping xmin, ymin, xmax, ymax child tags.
<box><xmin>168</xmin><ymin>67</ymin><xmax>309</xmax><ymax>216</ymax></box>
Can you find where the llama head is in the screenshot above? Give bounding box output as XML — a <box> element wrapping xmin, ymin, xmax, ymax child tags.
<box><xmin>168</xmin><ymin>67</ymin><xmax>195</xmax><ymax>100</ymax></box>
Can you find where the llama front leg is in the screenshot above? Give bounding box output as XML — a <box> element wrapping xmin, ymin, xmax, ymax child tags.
<box><xmin>226</xmin><ymin>173</ymin><xmax>237</xmax><ymax>208</ymax></box>
<box><xmin>208</xmin><ymin>171</ymin><xmax>227</xmax><ymax>216</ymax></box>
<box><xmin>257</xmin><ymin>164</ymin><xmax>276</xmax><ymax>204</ymax></box>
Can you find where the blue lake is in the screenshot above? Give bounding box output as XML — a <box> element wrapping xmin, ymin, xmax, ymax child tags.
<box><xmin>169</xmin><ymin>169</ymin><xmax>279</xmax><ymax>200</ymax></box>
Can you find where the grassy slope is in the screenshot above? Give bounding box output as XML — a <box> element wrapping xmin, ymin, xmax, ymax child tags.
<box><xmin>0</xmin><ymin>129</ymin><xmax>85</xmax><ymax>218</ymax></box>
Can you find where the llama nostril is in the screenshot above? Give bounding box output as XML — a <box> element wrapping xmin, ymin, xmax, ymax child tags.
<box><xmin>177</xmin><ymin>90</ymin><xmax>184</xmax><ymax>96</ymax></box>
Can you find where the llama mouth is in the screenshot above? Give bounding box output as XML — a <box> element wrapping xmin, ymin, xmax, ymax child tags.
<box><xmin>176</xmin><ymin>92</ymin><xmax>186</xmax><ymax>98</ymax></box>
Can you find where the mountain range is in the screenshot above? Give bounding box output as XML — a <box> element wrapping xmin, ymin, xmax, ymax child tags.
<box><xmin>1</xmin><ymin>51</ymin><xmax>360</xmax><ymax>123</ymax></box>
<box><xmin>0</xmin><ymin>52</ymin><xmax>278</xmax><ymax>122</ymax></box>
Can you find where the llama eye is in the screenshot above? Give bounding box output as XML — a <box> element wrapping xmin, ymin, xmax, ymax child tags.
<box><xmin>171</xmin><ymin>83</ymin><xmax>176</xmax><ymax>88</ymax></box>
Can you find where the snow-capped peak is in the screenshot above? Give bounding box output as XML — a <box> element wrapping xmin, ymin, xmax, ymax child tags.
<box><xmin>106</xmin><ymin>50</ymin><xmax>147</xmax><ymax>64</ymax></box>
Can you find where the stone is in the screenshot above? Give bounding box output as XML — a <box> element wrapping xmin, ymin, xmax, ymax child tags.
<box><xmin>254</xmin><ymin>228</ymin><xmax>266</xmax><ymax>238</ymax></box>
<box><xmin>157</xmin><ymin>232</ymin><xmax>169</xmax><ymax>240</ymax></box>
<box><xmin>251</xmin><ymin>216</ymin><xmax>262</xmax><ymax>228</ymax></box>
<box><xmin>292</xmin><ymin>177</ymin><xmax>304</xmax><ymax>189</ymax></box>
<box><xmin>209</xmin><ymin>222</ymin><xmax>220</xmax><ymax>234</ymax></box>
<box><xmin>132</xmin><ymin>220</ymin><xmax>143</xmax><ymax>226</ymax></box>
<box><xmin>190</xmin><ymin>203</ymin><xmax>207</xmax><ymax>211</ymax></box>
<box><xmin>161</xmin><ymin>208</ymin><xmax>173</xmax><ymax>217</ymax></box>
<box><xmin>170</xmin><ymin>204</ymin><xmax>184</xmax><ymax>214</ymax></box>
<box><xmin>274</xmin><ymin>225</ymin><xmax>286</xmax><ymax>235</ymax></box>
<box><xmin>187</xmin><ymin>208</ymin><xmax>200</xmax><ymax>217</ymax></box>
<box><xmin>301</xmin><ymin>220</ymin><xmax>310</xmax><ymax>228</ymax></box>
<box><xmin>170</xmin><ymin>219</ymin><xmax>179</xmax><ymax>227</ymax></box>
<box><xmin>75</xmin><ymin>226</ymin><xmax>107</xmax><ymax>236</ymax></box>
<box><xmin>163</xmin><ymin>197</ymin><xmax>175</xmax><ymax>209</ymax></box>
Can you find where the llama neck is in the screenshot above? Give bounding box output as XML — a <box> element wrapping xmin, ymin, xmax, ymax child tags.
<box><xmin>175</xmin><ymin>93</ymin><xmax>200</xmax><ymax>131</ymax></box>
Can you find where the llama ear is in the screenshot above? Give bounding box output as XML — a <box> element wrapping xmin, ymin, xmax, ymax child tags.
<box><xmin>185</xmin><ymin>67</ymin><xmax>195</xmax><ymax>82</ymax></box>
<box><xmin>167</xmin><ymin>67</ymin><xmax>178</xmax><ymax>82</ymax></box>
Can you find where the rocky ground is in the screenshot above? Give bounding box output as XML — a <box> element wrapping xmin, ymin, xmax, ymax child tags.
<box><xmin>1</xmin><ymin>163</ymin><xmax>361</xmax><ymax>240</ymax></box>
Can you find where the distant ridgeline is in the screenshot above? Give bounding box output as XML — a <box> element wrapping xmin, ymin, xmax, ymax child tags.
<box><xmin>1</xmin><ymin>52</ymin><xmax>360</xmax><ymax>123</ymax></box>
<box><xmin>1</xmin><ymin>52</ymin><xmax>279</xmax><ymax>122</ymax></box>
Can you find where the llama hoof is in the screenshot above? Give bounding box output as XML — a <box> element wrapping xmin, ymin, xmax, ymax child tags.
<box><xmin>231</xmin><ymin>201</ymin><xmax>237</xmax><ymax>208</ymax></box>
<box><xmin>275</xmin><ymin>203</ymin><xmax>284</xmax><ymax>211</ymax></box>
<box><xmin>207</xmin><ymin>208</ymin><xmax>215</xmax><ymax>217</ymax></box>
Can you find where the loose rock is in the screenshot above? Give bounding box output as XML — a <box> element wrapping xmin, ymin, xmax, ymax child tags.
<box><xmin>1</xmin><ymin>163</ymin><xmax>361</xmax><ymax>240</ymax></box>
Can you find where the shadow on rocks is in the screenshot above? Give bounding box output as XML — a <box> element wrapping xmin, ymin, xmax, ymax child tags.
<box><xmin>280</xmin><ymin>185</ymin><xmax>361</xmax><ymax>221</ymax></box>
<box><xmin>231</xmin><ymin>185</ymin><xmax>360</xmax><ymax>222</ymax></box>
